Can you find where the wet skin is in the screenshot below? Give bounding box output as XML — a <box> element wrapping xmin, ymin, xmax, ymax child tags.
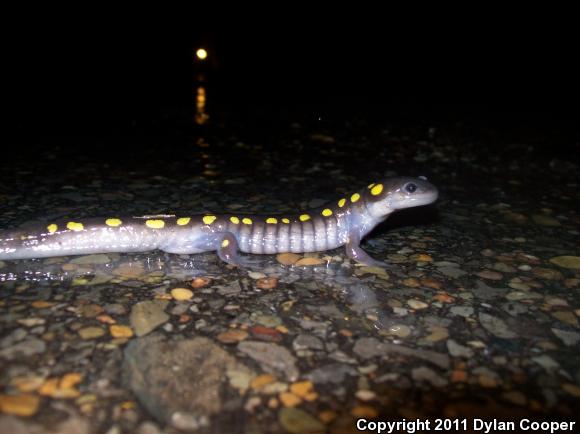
<box><xmin>0</xmin><ymin>177</ymin><xmax>438</xmax><ymax>267</ymax></box>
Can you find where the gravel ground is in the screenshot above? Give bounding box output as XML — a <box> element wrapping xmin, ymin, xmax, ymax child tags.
<box><xmin>0</xmin><ymin>110</ymin><xmax>579</xmax><ymax>433</ymax></box>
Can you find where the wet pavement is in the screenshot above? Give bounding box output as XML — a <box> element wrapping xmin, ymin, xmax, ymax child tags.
<box><xmin>0</xmin><ymin>110</ymin><xmax>579</xmax><ymax>433</ymax></box>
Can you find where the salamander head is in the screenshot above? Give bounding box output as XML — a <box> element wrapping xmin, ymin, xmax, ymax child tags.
<box><xmin>365</xmin><ymin>176</ymin><xmax>439</xmax><ymax>219</ymax></box>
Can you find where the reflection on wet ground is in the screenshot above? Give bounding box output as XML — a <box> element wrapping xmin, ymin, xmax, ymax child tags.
<box><xmin>0</xmin><ymin>110</ymin><xmax>579</xmax><ymax>433</ymax></box>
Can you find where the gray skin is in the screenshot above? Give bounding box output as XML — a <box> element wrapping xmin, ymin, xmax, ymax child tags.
<box><xmin>0</xmin><ymin>177</ymin><xmax>438</xmax><ymax>267</ymax></box>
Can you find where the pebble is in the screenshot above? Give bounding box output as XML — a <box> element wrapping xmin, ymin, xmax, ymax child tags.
<box><xmin>407</xmin><ymin>299</ymin><xmax>429</xmax><ymax>310</ymax></box>
<box><xmin>476</xmin><ymin>270</ymin><xmax>503</xmax><ymax>280</ymax></box>
<box><xmin>355</xmin><ymin>389</ymin><xmax>376</xmax><ymax>401</ymax></box>
<box><xmin>217</xmin><ymin>329</ymin><xmax>249</xmax><ymax>344</ymax></box>
<box><xmin>276</xmin><ymin>253</ymin><xmax>302</xmax><ymax>265</ymax></box>
<box><xmin>190</xmin><ymin>277</ymin><xmax>212</xmax><ymax>288</ymax></box>
<box><xmin>256</xmin><ymin>277</ymin><xmax>278</xmax><ymax>290</ymax></box>
<box><xmin>351</xmin><ymin>405</ymin><xmax>378</xmax><ymax>418</ymax></box>
<box><xmin>170</xmin><ymin>288</ymin><xmax>194</xmax><ymax>300</ymax></box>
<box><xmin>294</xmin><ymin>257</ymin><xmax>326</xmax><ymax>266</ymax></box>
<box><xmin>388</xmin><ymin>324</ymin><xmax>411</xmax><ymax>338</ymax></box>
<box><xmin>549</xmin><ymin>255</ymin><xmax>580</xmax><ymax>270</ymax></box>
<box><xmin>278</xmin><ymin>407</ymin><xmax>324</xmax><ymax>434</ymax></box>
<box><xmin>0</xmin><ymin>394</ymin><xmax>40</xmax><ymax>416</ymax></box>
<box><xmin>248</xmin><ymin>271</ymin><xmax>266</xmax><ymax>279</ymax></box>
<box><xmin>238</xmin><ymin>341</ymin><xmax>299</xmax><ymax>381</ymax></box>
<box><xmin>110</xmin><ymin>325</ymin><xmax>134</xmax><ymax>338</ymax></box>
<box><xmin>78</xmin><ymin>326</ymin><xmax>105</xmax><ymax>339</ymax></box>
<box><xmin>279</xmin><ymin>392</ymin><xmax>301</xmax><ymax>407</ymax></box>
<box><xmin>130</xmin><ymin>300</ymin><xmax>169</xmax><ymax>337</ymax></box>
<box><xmin>478</xmin><ymin>313</ymin><xmax>517</xmax><ymax>339</ymax></box>
<box><xmin>70</xmin><ymin>254</ymin><xmax>112</xmax><ymax>265</ymax></box>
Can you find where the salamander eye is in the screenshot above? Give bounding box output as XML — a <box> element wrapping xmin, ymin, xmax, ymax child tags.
<box><xmin>404</xmin><ymin>183</ymin><xmax>417</xmax><ymax>193</ymax></box>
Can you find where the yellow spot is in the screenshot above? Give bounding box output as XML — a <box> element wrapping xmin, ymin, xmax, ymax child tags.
<box><xmin>202</xmin><ymin>215</ymin><xmax>217</xmax><ymax>225</ymax></box>
<box><xmin>242</xmin><ymin>217</ymin><xmax>253</xmax><ymax>225</ymax></box>
<box><xmin>176</xmin><ymin>217</ymin><xmax>191</xmax><ymax>225</ymax></box>
<box><xmin>371</xmin><ymin>183</ymin><xmax>384</xmax><ymax>196</ymax></box>
<box><xmin>221</xmin><ymin>239</ymin><xmax>229</xmax><ymax>248</ymax></box>
<box><xmin>266</xmin><ymin>217</ymin><xmax>278</xmax><ymax>224</ymax></box>
<box><xmin>105</xmin><ymin>218</ymin><xmax>122</xmax><ymax>227</ymax></box>
<box><xmin>322</xmin><ymin>208</ymin><xmax>333</xmax><ymax>217</ymax></box>
<box><xmin>47</xmin><ymin>224</ymin><xmax>58</xmax><ymax>234</ymax></box>
<box><xmin>230</xmin><ymin>216</ymin><xmax>240</xmax><ymax>224</ymax></box>
<box><xmin>338</xmin><ymin>198</ymin><xmax>346</xmax><ymax>208</ymax></box>
<box><xmin>282</xmin><ymin>218</ymin><xmax>290</xmax><ymax>224</ymax></box>
<box><xmin>299</xmin><ymin>214</ymin><xmax>311</xmax><ymax>222</ymax></box>
<box><xmin>145</xmin><ymin>219</ymin><xmax>165</xmax><ymax>229</ymax></box>
<box><xmin>351</xmin><ymin>193</ymin><xmax>361</xmax><ymax>203</ymax></box>
<box><xmin>368</xmin><ymin>183</ymin><xmax>376</xmax><ymax>189</ymax></box>
<box><xmin>66</xmin><ymin>222</ymin><xmax>84</xmax><ymax>232</ymax></box>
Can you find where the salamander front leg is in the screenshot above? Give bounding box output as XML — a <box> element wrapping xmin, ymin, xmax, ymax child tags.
<box><xmin>345</xmin><ymin>230</ymin><xmax>386</xmax><ymax>267</ymax></box>
<box><xmin>217</xmin><ymin>232</ymin><xmax>261</xmax><ymax>268</ymax></box>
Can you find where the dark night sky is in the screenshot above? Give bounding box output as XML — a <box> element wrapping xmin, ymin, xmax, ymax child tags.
<box><xmin>5</xmin><ymin>18</ymin><xmax>580</xmax><ymax>140</ymax></box>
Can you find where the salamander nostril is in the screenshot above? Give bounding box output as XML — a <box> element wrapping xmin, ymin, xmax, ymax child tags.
<box><xmin>405</xmin><ymin>183</ymin><xmax>417</xmax><ymax>193</ymax></box>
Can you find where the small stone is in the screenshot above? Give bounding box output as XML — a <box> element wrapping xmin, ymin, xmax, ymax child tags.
<box><xmin>294</xmin><ymin>257</ymin><xmax>326</xmax><ymax>266</ymax></box>
<box><xmin>420</xmin><ymin>278</ymin><xmax>443</xmax><ymax>290</ymax></box>
<box><xmin>256</xmin><ymin>277</ymin><xmax>278</xmax><ymax>290</ymax></box>
<box><xmin>70</xmin><ymin>254</ymin><xmax>111</xmax><ymax>265</ymax></box>
<box><xmin>0</xmin><ymin>394</ymin><xmax>40</xmax><ymax>416</ymax></box>
<box><xmin>110</xmin><ymin>325</ymin><xmax>134</xmax><ymax>338</ymax></box>
<box><xmin>562</xmin><ymin>383</ymin><xmax>580</xmax><ymax>398</ymax></box>
<box><xmin>279</xmin><ymin>408</ymin><xmax>324</xmax><ymax>434</ymax></box>
<box><xmin>318</xmin><ymin>410</ymin><xmax>337</xmax><ymax>424</ymax></box>
<box><xmin>502</xmin><ymin>391</ymin><xmax>527</xmax><ymax>406</ymax></box>
<box><xmin>549</xmin><ymin>256</ymin><xmax>580</xmax><ymax>270</ymax></box>
<box><xmin>355</xmin><ymin>390</ymin><xmax>376</xmax><ymax>401</ymax></box>
<box><xmin>411</xmin><ymin>253</ymin><xmax>433</xmax><ymax>262</ymax></box>
<box><xmin>531</xmin><ymin>214</ymin><xmax>561</xmax><ymax>226</ymax></box>
<box><xmin>407</xmin><ymin>299</ymin><xmax>429</xmax><ymax>310</ymax></box>
<box><xmin>531</xmin><ymin>267</ymin><xmax>563</xmax><ymax>280</ymax></box>
<box><xmin>476</xmin><ymin>270</ymin><xmax>503</xmax><ymax>280</ymax></box>
<box><xmin>130</xmin><ymin>300</ymin><xmax>169</xmax><ymax>337</ymax></box>
<box><xmin>279</xmin><ymin>392</ymin><xmax>301</xmax><ymax>407</ymax></box>
<box><xmin>402</xmin><ymin>278</ymin><xmax>420</xmax><ymax>287</ymax></box>
<box><xmin>170</xmin><ymin>288</ymin><xmax>194</xmax><ymax>301</ymax></box>
<box><xmin>250</xmin><ymin>326</ymin><xmax>283</xmax><ymax>342</ymax></box>
<box><xmin>112</xmin><ymin>263</ymin><xmax>145</xmax><ymax>278</ymax></box>
<box><xmin>248</xmin><ymin>271</ymin><xmax>266</xmax><ymax>279</ymax></box>
<box><xmin>250</xmin><ymin>374</ymin><xmax>277</xmax><ymax>391</ymax></box>
<box><xmin>551</xmin><ymin>311</ymin><xmax>578</xmax><ymax>326</ymax></box>
<box><xmin>217</xmin><ymin>329</ymin><xmax>249</xmax><ymax>344</ymax></box>
<box><xmin>10</xmin><ymin>376</ymin><xmax>44</xmax><ymax>393</ymax></box>
<box><xmin>276</xmin><ymin>253</ymin><xmax>302</xmax><ymax>265</ymax></box>
<box><xmin>432</xmin><ymin>292</ymin><xmax>455</xmax><ymax>303</ymax></box>
<box><xmin>31</xmin><ymin>300</ymin><xmax>54</xmax><ymax>309</ymax></box>
<box><xmin>447</xmin><ymin>339</ymin><xmax>474</xmax><ymax>358</ymax></box>
<box><xmin>388</xmin><ymin>324</ymin><xmax>411</xmax><ymax>338</ymax></box>
<box><xmin>551</xmin><ymin>328</ymin><xmax>580</xmax><ymax>346</ymax></box>
<box><xmin>350</xmin><ymin>405</ymin><xmax>378</xmax><ymax>418</ymax></box>
<box><xmin>479</xmin><ymin>313</ymin><xmax>517</xmax><ymax>339</ymax></box>
<box><xmin>450</xmin><ymin>306</ymin><xmax>473</xmax><ymax>317</ymax></box>
<box><xmin>289</xmin><ymin>381</ymin><xmax>315</xmax><ymax>399</ymax></box>
<box><xmin>191</xmin><ymin>277</ymin><xmax>212</xmax><ymax>288</ymax></box>
<box><xmin>78</xmin><ymin>326</ymin><xmax>105</xmax><ymax>340</ymax></box>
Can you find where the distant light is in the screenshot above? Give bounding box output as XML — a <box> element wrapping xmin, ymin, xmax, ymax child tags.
<box><xmin>196</xmin><ymin>48</ymin><xmax>208</xmax><ymax>60</ymax></box>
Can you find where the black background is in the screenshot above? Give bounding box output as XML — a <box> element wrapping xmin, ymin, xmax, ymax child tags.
<box><xmin>5</xmin><ymin>13</ymin><xmax>579</xmax><ymax>147</ymax></box>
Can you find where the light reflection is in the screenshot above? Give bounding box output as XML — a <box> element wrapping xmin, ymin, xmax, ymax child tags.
<box><xmin>195</xmin><ymin>85</ymin><xmax>209</xmax><ymax>125</ymax></box>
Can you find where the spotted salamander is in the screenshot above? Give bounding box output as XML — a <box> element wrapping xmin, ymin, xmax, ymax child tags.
<box><xmin>0</xmin><ymin>177</ymin><xmax>438</xmax><ymax>266</ymax></box>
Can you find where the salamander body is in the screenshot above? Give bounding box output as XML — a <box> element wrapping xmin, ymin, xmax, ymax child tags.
<box><xmin>0</xmin><ymin>177</ymin><xmax>438</xmax><ymax>266</ymax></box>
